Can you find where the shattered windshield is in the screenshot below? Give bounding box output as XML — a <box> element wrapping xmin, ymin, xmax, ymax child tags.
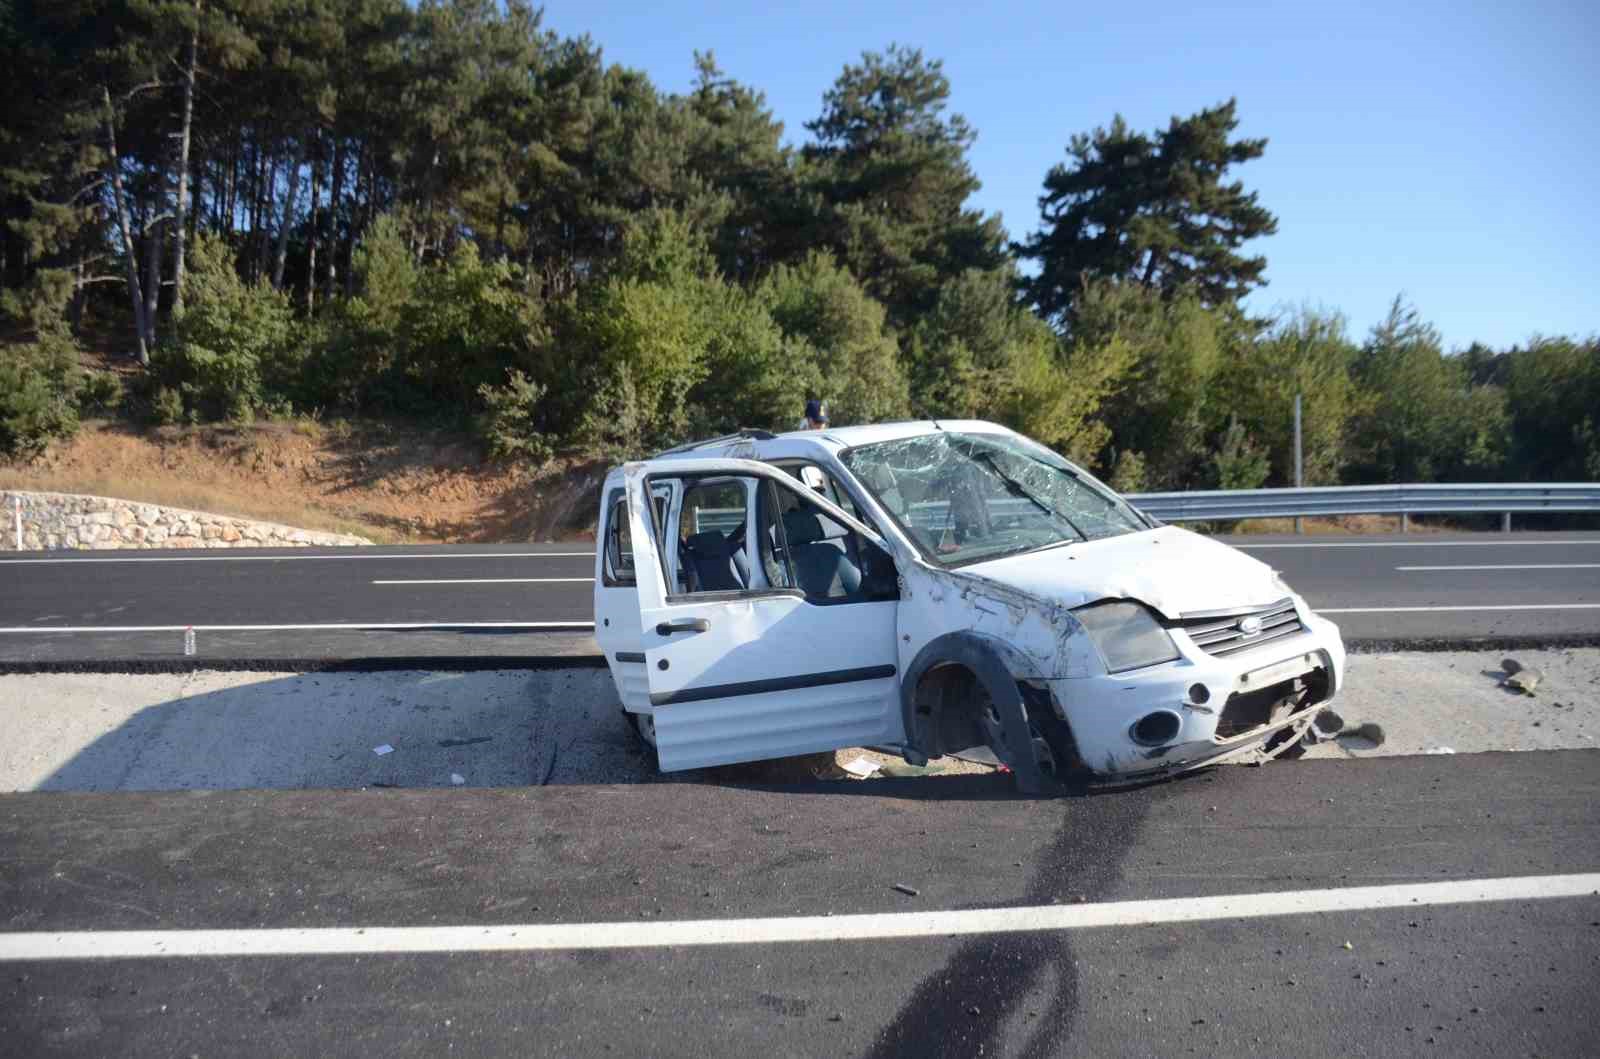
<box><xmin>840</xmin><ymin>431</ymin><xmax>1150</xmax><ymax>566</ymax></box>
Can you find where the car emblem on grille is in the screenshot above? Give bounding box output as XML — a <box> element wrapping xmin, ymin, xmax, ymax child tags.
<box><xmin>1238</xmin><ymin>616</ymin><xmax>1264</xmax><ymax>636</ymax></box>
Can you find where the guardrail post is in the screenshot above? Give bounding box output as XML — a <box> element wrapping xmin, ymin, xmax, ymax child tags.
<box><xmin>1502</xmin><ymin>512</ymin><xmax>1511</xmax><ymax>533</ymax></box>
<box><xmin>1400</xmin><ymin>512</ymin><xmax>1410</xmax><ymax>534</ymax></box>
<box><xmin>12</xmin><ymin>495</ymin><xmax>20</xmax><ymax>551</ymax></box>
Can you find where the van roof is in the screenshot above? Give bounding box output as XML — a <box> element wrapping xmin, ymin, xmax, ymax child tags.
<box><xmin>650</xmin><ymin>419</ymin><xmax>1016</xmax><ymax>460</ymax></box>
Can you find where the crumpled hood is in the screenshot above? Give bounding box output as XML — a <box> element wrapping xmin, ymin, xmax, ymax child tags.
<box><xmin>957</xmin><ymin>525</ymin><xmax>1280</xmax><ymax>619</ymax></box>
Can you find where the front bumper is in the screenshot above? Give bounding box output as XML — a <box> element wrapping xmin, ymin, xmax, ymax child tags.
<box><xmin>1050</xmin><ymin>609</ymin><xmax>1346</xmax><ymax>779</ymax></box>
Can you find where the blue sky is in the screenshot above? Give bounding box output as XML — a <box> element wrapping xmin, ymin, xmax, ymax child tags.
<box><xmin>539</xmin><ymin>0</ymin><xmax>1596</xmax><ymax>350</ymax></box>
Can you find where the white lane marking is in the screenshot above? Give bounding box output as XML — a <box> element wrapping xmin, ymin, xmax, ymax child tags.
<box><xmin>1319</xmin><ymin>604</ymin><xmax>1600</xmax><ymax>614</ymax></box>
<box><xmin>1240</xmin><ymin>540</ymin><xmax>1600</xmax><ymax>549</ymax></box>
<box><xmin>0</xmin><ymin>621</ymin><xmax>592</xmax><ymax>634</ymax></box>
<box><xmin>371</xmin><ymin>578</ymin><xmax>594</xmax><ymax>585</ymax></box>
<box><xmin>0</xmin><ymin>551</ymin><xmax>594</xmax><ymax>565</ymax></box>
<box><xmin>2</xmin><ymin>874</ymin><xmax>1593</xmax><ymax>962</ymax></box>
<box><xmin>1395</xmin><ymin>564</ymin><xmax>1600</xmax><ymax>571</ymax></box>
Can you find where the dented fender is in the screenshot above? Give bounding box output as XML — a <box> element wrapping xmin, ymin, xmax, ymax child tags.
<box><xmin>900</xmin><ymin>630</ymin><xmax>1049</xmax><ymax>793</ymax></box>
<box><xmin>897</xmin><ymin>560</ymin><xmax>1102</xmax><ymax>681</ymax></box>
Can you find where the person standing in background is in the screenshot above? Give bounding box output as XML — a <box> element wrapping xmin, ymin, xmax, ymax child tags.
<box><xmin>800</xmin><ymin>398</ymin><xmax>828</xmax><ymax>431</ymax></box>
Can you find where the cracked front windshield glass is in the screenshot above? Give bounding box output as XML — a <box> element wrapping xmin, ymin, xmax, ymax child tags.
<box><xmin>841</xmin><ymin>431</ymin><xmax>1148</xmax><ymax>565</ymax></box>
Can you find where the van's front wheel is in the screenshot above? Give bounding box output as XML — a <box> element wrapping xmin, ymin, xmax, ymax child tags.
<box><xmin>1029</xmin><ymin>709</ymin><xmax>1089</xmax><ymax>792</ymax></box>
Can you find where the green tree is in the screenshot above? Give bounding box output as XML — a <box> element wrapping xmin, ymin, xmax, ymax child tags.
<box><xmin>1503</xmin><ymin>335</ymin><xmax>1599</xmax><ymax>481</ymax></box>
<box><xmin>148</xmin><ymin>230</ymin><xmax>299</xmax><ymax>420</ymax></box>
<box><xmin>1070</xmin><ymin>280</ymin><xmax>1235</xmax><ymax>488</ymax></box>
<box><xmin>800</xmin><ymin>46</ymin><xmax>1006</xmax><ymax>331</ymax></box>
<box><xmin>1346</xmin><ymin>297</ymin><xmax>1508</xmax><ymax>483</ymax></box>
<box><xmin>758</xmin><ymin>250</ymin><xmax>911</xmax><ymax>427</ymax></box>
<box><xmin>1218</xmin><ymin>306</ymin><xmax>1367</xmax><ymax>486</ymax></box>
<box><xmin>1017</xmin><ymin>99</ymin><xmax>1277</xmax><ymax>324</ymax></box>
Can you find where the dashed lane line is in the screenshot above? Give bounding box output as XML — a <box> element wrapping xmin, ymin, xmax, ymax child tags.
<box><xmin>1319</xmin><ymin>603</ymin><xmax>1600</xmax><ymax>614</ymax></box>
<box><xmin>1394</xmin><ymin>564</ymin><xmax>1600</xmax><ymax>571</ymax></box>
<box><xmin>2</xmin><ymin>874</ymin><xmax>1594</xmax><ymax>962</ymax></box>
<box><xmin>1239</xmin><ymin>540</ymin><xmax>1600</xmax><ymax>549</ymax></box>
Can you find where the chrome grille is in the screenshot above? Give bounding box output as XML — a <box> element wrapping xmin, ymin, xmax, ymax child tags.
<box><xmin>1179</xmin><ymin>599</ymin><xmax>1304</xmax><ymax>658</ymax></box>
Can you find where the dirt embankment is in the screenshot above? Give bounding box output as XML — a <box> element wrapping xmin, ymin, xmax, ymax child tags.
<box><xmin>0</xmin><ymin>421</ymin><xmax>607</xmax><ymax>544</ymax></box>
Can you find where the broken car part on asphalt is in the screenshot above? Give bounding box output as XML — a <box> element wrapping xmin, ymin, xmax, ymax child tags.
<box><xmin>593</xmin><ymin>420</ymin><xmax>1347</xmax><ymax>792</ymax></box>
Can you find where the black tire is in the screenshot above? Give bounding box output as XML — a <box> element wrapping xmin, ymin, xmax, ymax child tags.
<box><xmin>1029</xmin><ymin>709</ymin><xmax>1091</xmax><ymax>792</ymax></box>
<box><xmin>622</xmin><ymin>706</ymin><xmax>658</xmax><ymax>751</ymax></box>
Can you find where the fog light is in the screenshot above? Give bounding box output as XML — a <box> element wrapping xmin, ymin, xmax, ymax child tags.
<box><xmin>1130</xmin><ymin>710</ymin><xmax>1182</xmax><ymax>746</ymax></box>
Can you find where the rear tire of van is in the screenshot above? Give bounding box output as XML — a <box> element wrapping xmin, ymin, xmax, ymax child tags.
<box><xmin>623</xmin><ymin>707</ymin><xmax>659</xmax><ymax>750</ymax></box>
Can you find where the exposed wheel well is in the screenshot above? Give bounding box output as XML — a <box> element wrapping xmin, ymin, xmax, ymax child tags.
<box><xmin>908</xmin><ymin>662</ymin><xmax>989</xmax><ymax>758</ymax></box>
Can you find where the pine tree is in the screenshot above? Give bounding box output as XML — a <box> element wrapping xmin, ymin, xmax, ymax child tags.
<box><xmin>800</xmin><ymin>45</ymin><xmax>1006</xmax><ymax>331</ymax></box>
<box><xmin>1018</xmin><ymin>99</ymin><xmax>1277</xmax><ymax>324</ymax></box>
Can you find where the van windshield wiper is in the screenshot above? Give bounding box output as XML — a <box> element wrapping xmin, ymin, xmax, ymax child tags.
<box><xmin>973</xmin><ymin>450</ymin><xmax>1087</xmax><ymax>543</ymax></box>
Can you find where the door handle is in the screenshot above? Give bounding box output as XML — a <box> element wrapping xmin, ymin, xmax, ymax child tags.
<box><xmin>656</xmin><ymin>618</ymin><xmax>710</xmax><ymax>636</ymax></box>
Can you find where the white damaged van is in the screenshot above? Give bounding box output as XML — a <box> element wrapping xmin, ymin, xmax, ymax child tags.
<box><xmin>594</xmin><ymin>421</ymin><xmax>1346</xmax><ymax>792</ymax></box>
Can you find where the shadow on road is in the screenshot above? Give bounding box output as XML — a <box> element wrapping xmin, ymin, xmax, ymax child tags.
<box><xmin>18</xmin><ymin>668</ymin><xmax>1031</xmax><ymax>800</ymax></box>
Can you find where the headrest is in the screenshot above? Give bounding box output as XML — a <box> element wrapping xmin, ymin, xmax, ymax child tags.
<box><xmin>684</xmin><ymin>531</ymin><xmax>728</xmax><ymax>557</ymax></box>
<box><xmin>858</xmin><ymin>462</ymin><xmax>896</xmax><ymax>492</ymax></box>
<box><xmin>782</xmin><ymin>510</ymin><xmax>826</xmax><ymax>544</ymax></box>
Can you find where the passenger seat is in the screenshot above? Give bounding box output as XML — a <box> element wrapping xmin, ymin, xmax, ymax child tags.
<box><xmin>781</xmin><ymin>511</ymin><xmax>862</xmax><ymax>599</ymax></box>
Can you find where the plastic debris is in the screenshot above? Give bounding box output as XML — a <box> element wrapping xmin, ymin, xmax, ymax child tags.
<box><xmin>373</xmin><ymin>744</ymin><xmax>394</xmax><ymax>756</ymax></box>
<box><xmin>1422</xmin><ymin>746</ymin><xmax>1455</xmax><ymax>755</ymax></box>
<box><xmin>1503</xmin><ymin>668</ymin><xmax>1544</xmax><ymax>696</ymax></box>
<box><xmin>892</xmin><ymin>883</ymin><xmax>920</xmax><ymax>897</ymax></box>
<box><xmin>183</xmin><ymin>626</ymin><xmax>196</xmax><ymax>656</ymax></box>
<box><xmin>841</xmin><ymin>756</ymin><xmax>881</xmax><ymax>779</ymax></box>
<box><xmin>450</xmin><ymin>773</ymin><xmax>466</xmax><ymax>786</ymax></box>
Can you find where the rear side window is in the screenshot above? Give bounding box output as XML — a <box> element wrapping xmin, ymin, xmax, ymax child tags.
<box><xmin>602</xmin><ymin>491</ymin><xmax>634</xmax><ymax>586</ymax></box>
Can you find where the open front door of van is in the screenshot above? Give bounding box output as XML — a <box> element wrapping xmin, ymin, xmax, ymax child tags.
<box><xmin>623</xmin><ymin>457</ymin><xmax>903</xmax><ymax>771</ymax></box>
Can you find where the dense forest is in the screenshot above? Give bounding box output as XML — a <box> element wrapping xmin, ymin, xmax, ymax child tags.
<box><xmin>2</xmin><ymin>0</ymin><xmax>1595</xmax><ymax>490</ymax></box>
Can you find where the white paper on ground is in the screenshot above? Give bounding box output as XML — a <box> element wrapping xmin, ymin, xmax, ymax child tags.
<box><xmin>841</xmin><ymin>756</ymin><xmax>881</xmax><ymax>779</ymax></box>
<box><xmin>373</xmin><ymin>744</ymin><xmax>394</xmax><ymax>756</ymax></box>
<box><xmin>450</xmin><ymin>773</ymin><xmax>466</xmax><ymax>785</ymax></box>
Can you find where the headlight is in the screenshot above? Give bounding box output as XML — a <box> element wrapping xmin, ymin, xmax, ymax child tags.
<box><xmin>1073</xmin><ymin>601</ymin><xmax>1181</xmax><ymax>673</ymax></box>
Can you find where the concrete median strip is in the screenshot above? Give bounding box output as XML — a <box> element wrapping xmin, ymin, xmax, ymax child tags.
<box><xmin>370</xmin><ymin>578</ymin><xmax>595</xmax><ymax>585</ymax></box>
<box><xmin>1</xmin><ymin>874</ymin><xmax>1595</xmax><ymax>962</ymax></box>
<box><xmin>0</xmin><ymin>551</ymin><xmax>595</xmax><ymax>564</ymax></box>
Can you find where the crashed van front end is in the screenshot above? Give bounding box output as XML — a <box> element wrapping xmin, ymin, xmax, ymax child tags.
<box><xmin>1039</xmin><ymin>597</ymin><xmax>1346</xmax><ymax>781</ymax></box>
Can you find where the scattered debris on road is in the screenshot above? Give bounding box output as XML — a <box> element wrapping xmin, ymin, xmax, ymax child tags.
<box><xmin>840</xmin><ymin>756</ymin><xmax>882</xmax><ymax>779</ymax></box>
<box><xmin>892</xmin><ymin>883</ymin><xmax>920</xmax><ymax>897</ymax></box>
<box><xmin>450</xmin><ymin>773</ymin><xmax>466</xmax><ymax>786</ymax></box>
<box><xmin>372</xmin><ymin>744</ymin><xmax>394</xmax><ymax>756</ymax></box>
<box><xmin>1501</xmin><ymin>658</ymin><xmax>1545</xmax><ymax>696</ymax></box>
<box><xmin>438</xmin><ymin>735</ymin><xmax>494</xmax><ymax>748</ymax></box>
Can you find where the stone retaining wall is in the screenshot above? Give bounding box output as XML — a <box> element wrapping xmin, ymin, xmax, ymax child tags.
<box><xmin>1</xmin><ymin>491</ymin><xmax>369</xmax><ymax>550</ymax></box>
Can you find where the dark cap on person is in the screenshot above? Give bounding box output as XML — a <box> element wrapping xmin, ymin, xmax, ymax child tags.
<box><xmin>805</xmin><ymin>399</ymin><xmax>828</xmax><ymax>423</ymax></box>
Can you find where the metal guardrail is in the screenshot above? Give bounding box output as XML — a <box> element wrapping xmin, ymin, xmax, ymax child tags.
<box><xmin>695</xmin><ymin>483</ymin><xmax>1600</xmax><ymax>538</ymax></box>
<box><xmin>1127</xmin><ymin>483</ymin><xmax>1600</xmax><ymax>529</ymax></box>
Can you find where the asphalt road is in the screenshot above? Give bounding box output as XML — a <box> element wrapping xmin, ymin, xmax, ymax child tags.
<box><xmin>2</xmin><ymin>749</ymin><xmax>1596</xmax><ymax>1056</ymax></box>
<box><xmin>2</xmin><ymin>533</ymin><xmax>1598</xmax><ymax>665</ymax></box>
